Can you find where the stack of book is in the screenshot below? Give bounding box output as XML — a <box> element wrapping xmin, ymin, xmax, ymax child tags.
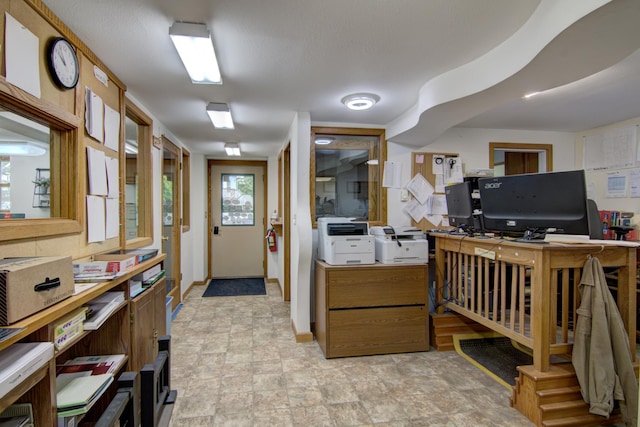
<box><xmin>83</xmin><ymin>292</ymin><xmax>126</xmax><ymax>330</ymax></box>
<box><xmin>56</xmin><ymin>354</ymin><xmax>126</xmax><ymax>420</ymax></box>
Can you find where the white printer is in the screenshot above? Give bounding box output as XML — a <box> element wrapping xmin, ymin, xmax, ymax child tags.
<box><xmin>317</xmin><ymin>217</ymin><xmax>375</xmax><ymax>265</ymax></box>
<box><xmin>370</xmin><ymin>226</ymin><xmax>429</xmax><ymax>264</ymax></box>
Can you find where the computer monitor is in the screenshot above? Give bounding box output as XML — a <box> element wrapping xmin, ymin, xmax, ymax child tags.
<box><xmin>478</xmin><ymin>170</ymin><xmax>590</xmax><ymax>238</ymax></box>
<box><xmin>444</xmin><ymin>181</ymin><xmax>475</xmax><ymax>230</ymax></box>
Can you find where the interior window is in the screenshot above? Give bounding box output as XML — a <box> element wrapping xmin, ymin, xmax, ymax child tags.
<box><xmin>124</xmin><ymin>99</ymin><xmax>153</xmax><ymax>248</ymax></box>
<box><xmin>0</xmin><ymin>110</ymin><xmax>51</xmax><ymax>219</ymax></box>
<box><xmin>310</xmin><ymin>127</ymin><xmax>386</xmax><ymax>227</ymax></box>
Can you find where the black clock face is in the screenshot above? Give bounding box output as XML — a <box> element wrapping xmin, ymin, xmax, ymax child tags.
<box><xmin>47</xmin><ymin>37</ymin><xmax>79</xmax><ymax>90</ymax></box>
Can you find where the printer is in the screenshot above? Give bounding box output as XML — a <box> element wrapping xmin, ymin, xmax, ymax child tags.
<box><xmin>317</xmin><ymin>217</ymin><xmax>375</xmax><ymax>265</ymax></box>
<box><xmin>369</xmin><ymin>226</ymin><xmax>429</xmax><ymax>264</ymax></box>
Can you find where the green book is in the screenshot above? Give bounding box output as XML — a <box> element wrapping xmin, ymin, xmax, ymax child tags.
<box><xmin>57</xmin><ymin>373</ymin><xmax>113</xmax><ymax>415</ymax></box>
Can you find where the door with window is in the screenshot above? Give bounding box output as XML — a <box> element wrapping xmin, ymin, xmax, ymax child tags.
<box><xmin>209</xmin><ymin>161</ymin><xmax>266</xmax><ymax>278</ymax></box>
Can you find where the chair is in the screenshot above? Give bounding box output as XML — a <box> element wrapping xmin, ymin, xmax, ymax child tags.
<box><xmin>95</xmin><ymin>372</ymin><xmax>139</xmax><ymax>427</ymax></box>
<box><xmin>587</xmin><ymin>199</ymin><xmax>604</xmax><ymax>240</ymax></box>
<box><xmin>141</xmin><ymin>336</ymin><xmax>177</xmax><ymax>427</ymax></box>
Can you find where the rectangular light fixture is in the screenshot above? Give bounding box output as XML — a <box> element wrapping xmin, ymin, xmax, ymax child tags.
<box><xmin>224</xmin><ymin>143</ymin><xmax>241</xmax><ymax>156</ymax></box>
<box><xmin>207</xmin><ymin>103</ymin><xmax>234</xmax><ymax>129</ymax></box>
<box><xmin>169</xmin><ymin>22</ymin><xmax>222</xmax><ymax>84</ymax></box>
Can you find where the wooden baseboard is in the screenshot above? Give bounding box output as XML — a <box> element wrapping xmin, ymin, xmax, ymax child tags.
<box><xmin>291</xmin><ymin>319</ymin><xmax>314</xmax><ymax>343</ymax></box>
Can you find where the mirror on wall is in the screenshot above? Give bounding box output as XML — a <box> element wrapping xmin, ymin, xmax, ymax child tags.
<box><xmin>0</xmin><ymin>110</ymin><xmax>51</xmax><ymax>219</ymax></box>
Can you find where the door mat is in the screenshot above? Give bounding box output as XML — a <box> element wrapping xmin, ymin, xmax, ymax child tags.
<box><xmin>202</xmin><ymin>277</ymin><xmax>266</xmax><ymax>297</ymax></box>
<box><xmin>453</xmin><ymin>332</ymin><xmax>533</xmax><ymax>389</ymax></box>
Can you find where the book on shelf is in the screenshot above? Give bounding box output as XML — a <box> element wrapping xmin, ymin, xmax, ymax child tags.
<box><xmin>0</xmin><ymin>342</ymin><xmax>54</xmax><ymax>400</ymax></box>
<box><xmin>143</xmin><ymin>270</ymin><xmax>165</xmax><ymax>287</ymax></box>
<box><xmin>56</xmin><ymin>372</ymin><xmax>113</xmax><ymax>417</ymax></box>
<box><xmin>83</xmin><ymin>292</ymin><xmax>126</xmax><ymax>330</ymax></box>
<box><xmin>56</xmin><ymin>354</ymin><xmax>126</xmax><ymax>376</ymax></box>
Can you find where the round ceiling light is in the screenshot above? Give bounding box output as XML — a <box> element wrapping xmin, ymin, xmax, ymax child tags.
<box><xmin>314</xmin><ymin>137</ymin><xmax>335</xmax><ymax>145</ymax></box>
<box><xmin>341</xmin><ymin>93</ymin><xmax>380</xmax><ymax>111</ymax></box>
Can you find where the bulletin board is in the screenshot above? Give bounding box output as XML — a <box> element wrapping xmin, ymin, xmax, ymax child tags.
<box><xmin>410</xmin><ymin>151</ymin><xmax>459</xmax><ymax>230</ymax></box>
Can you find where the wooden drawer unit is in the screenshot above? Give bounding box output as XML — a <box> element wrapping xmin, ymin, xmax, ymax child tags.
<box><xmin>315</xmin><ymin>261</ymin><xmax>429</xmax><ymax>358</ymax></box>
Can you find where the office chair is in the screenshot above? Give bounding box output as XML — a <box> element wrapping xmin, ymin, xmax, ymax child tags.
<box><xmin>587</xmin><ymin>199</ymin><xmax>604</xmax><ymax>240</ymax></box>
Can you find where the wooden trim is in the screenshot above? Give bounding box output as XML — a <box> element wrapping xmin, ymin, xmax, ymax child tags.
<box><xmin>124</xmin><ymin>99</ymin><xmax>154</xmax><ymax>249</ymax></box>
<box><xmin>162</xmin><ymin>136</ymin><xmax>182</xmax><ymax>305</ymax></box>
<box><xmin>283</xmin><ymin>143</ymin><xmax>291</xmax><ymax>302</ymax></box>
<box><xmin>206</xmin><ymin>160</ymin><xmax>269</xmax><ymax>280</ymax></box>
<box><xmin>310</xmin><ymin>127</ymin><xmax>386</xmax><ymax>228</ymax></box>
<box><xmin>181</xmin><ymin>148</ymin><xmax>191</xmax><ymax>231</ymax></box>
<box><xmin>291</xmin><ymin>320</ymin><xmax>314</xmax><ymax>343</ymax></box>
<box><xmin>26</xmin><ymin>0</ymin><xmax>126</xmax><ymax>91</ymax></box>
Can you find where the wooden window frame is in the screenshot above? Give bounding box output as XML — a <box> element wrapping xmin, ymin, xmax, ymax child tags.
<box><xmin>310</xmin><ymin>126</ymin><xmax>387</xmax><ymax>228</ymax></box>
<box><xmin>123</xmin><ymin>99</ymin><xmax>153</xmax><ymax>249</ymax></box>
<box><xmin>181</xmin><ymin>147</ymin><xmax>190</xmax><ymax>231</ymax></box>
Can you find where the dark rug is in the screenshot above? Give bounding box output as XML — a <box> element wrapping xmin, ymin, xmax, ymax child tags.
<box><xmin>453</xmin><ymin>332</ymin><xmax>533</xmax><ymax>389</ymax></box>
<box><xmin>202</xmin><ymin>277</ymin><xmax>266</xmax><ymax>297</ymax></box>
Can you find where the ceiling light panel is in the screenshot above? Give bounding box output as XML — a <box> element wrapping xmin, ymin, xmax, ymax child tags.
<box><xmin>170</xmin><ymin>22</ymin><xmax>222</xmax><ymax>84</ymax></box>
<box><xmin>207</xmin><ymin>103</ymin><xmax>234</xmax><ymax>129</ymax></box>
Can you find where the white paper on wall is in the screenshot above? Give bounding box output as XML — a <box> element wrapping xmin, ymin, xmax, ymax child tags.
<box><xmin>87</xmin><ymin>147</ymin><xmax>108</xmax><ymax>195</ymax></box>
<box><xmin>105</xmin><ymin>156</ymin><xmax>119</xmax><ymax>198</ymax></box>
<box><xmin>103</xmin><ymin>104</ymin><xmax>120</xmax><ymax>151</ymax></box>
<box><xmin>105</xmin><ymin>197</ymin><xmax>119</xmax><ymax>239</ymax></box>
<box><xmin>85</xmin><ymin>87</ymin><xmax>104</xmax><ymax>143</ymax></box>
<box><xmin>5</xmin><ymin>13</ymin><xmax>40</xmax><ymax>98</ymax></box>
<box><xmin>86</xmin><ymin>195</ymin><xmax>105</xmax><ymax>243</ymax></box>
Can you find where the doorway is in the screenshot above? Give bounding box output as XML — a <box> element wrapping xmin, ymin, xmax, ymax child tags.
<box><xmin>489</xmin><ymin>142</ymin><xmax>553</xmax><ymax>176</ymax></box>
<box><xmin>161</xmin><ymin>136</ymin><xmax>181</xmax><ymax>309</ymax></box>
<box><xmin>208</xmin><ymin>160</ymin><xmax>267</xmax><ymax>279</ymax></box>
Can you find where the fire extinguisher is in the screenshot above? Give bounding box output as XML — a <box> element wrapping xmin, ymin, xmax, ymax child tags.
<box><xmin>266</xmin><ymin>228</ymin><xmax>277</xmax><ymax>252</ymax></box>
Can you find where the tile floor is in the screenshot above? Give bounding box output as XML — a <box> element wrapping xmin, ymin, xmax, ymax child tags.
<box><xmin>168</xmin><ymin>280</ymin><xmax>535</xmax><ymax>426</ymax></box>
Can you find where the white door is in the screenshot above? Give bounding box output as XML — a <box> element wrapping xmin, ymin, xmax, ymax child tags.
<box><xmin>210</xmin><ymin>163</ymin><xmax>265</xmax><ymax>278</ymax></box>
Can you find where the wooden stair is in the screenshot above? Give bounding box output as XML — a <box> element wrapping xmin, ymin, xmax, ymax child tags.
<box><xmin>511</xmin><ymin>362</ymin><xmax>627</xmax><ymax>427</ymax></box>
<box><xmin>429</xmin><ymin>312</ymin><xmax>491</xmax><ymax>351</ymax></box>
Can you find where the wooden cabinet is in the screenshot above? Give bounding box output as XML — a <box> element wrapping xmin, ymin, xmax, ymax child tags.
<box><xmin>130</xmin><ymin>277</ymin><xmax>167</xmax><ymax>372</ymax></box>
<box><xmin>315</xmin><ymin>261</ymin><xmax>429</xmax><ymax>358</ymax></box>
<box><xmin>0</xmin><ymin>255</ymin><xmax>165</xmax><ymax>425</ymax></box>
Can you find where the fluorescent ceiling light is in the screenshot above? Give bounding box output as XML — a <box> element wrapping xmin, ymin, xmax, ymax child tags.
<box><xmin>0</xmin><ymin>141</ymin><xmax>47</xmax><ymax>156</ymax></box>
<box><xmin>207</xmin><ymin>103</ymin><xmax>234</xmax><ymax>129</ymax></box>
<box><xmin>224</xmin><ymin>143</ymin><xmax>241</xmax><ymax>156</ymax></box>
<box><xmin>341</xmin><ymin>93</ymin><xmax>380</xmax><ymax>111</ymax></box>
<box><xmin>170</xmin><ymin>22</ymin><xmax>222</xmax><ymax>84</ymax></box>
<box><xmin>124</xmin><ymin>140</ymin><xmax>138</xmax><ymax>154</ymax></box>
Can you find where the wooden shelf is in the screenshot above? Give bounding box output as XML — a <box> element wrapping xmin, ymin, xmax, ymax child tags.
<box><xmin>0</xmin><ymin>254</ymin><xmax>167</xmax><ymax>424</ymax></box>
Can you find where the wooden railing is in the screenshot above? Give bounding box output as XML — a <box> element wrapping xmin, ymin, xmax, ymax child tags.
<box><xmin>434</xmin><ymin>235</ymin><xmax>637</xmax><ymax>372</ymax></box>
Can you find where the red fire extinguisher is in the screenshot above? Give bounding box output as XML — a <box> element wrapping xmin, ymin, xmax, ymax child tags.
<box><xmin>266</xmin><ymin>228</ymin><xmax>277</xmax><ymax>252</ymax></box>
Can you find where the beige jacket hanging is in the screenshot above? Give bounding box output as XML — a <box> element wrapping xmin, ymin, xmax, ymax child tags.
<box><xmin>572</xmin><ymin>256</ymin><xmax>638</xmax><ymax>426</ymax></box>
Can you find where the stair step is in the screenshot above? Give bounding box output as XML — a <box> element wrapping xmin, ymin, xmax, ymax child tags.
<box><xmin>540</xmin><ymin>399</ymin><xmax>589</xmax><ymax>419</ymax></box>
<box><xmin>537</xmin><ymin>385</ymin><xmax>582</xmax><ymax>404</ymax></box>
<box><xmin>542</xmin><ymin>413</ymin><xmax>620</xmax><ymax>427</ymax></box>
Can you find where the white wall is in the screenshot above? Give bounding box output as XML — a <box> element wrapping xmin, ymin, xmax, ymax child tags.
<box><xmin>289</xmin><ymin>113</ymin><xmax>313</xmax><ymax>335</ymax></box>
<box><xmin>575</xmin><ymin>116</ymin><xmax>640</xmax><ymax>228</ymax></box>
<box><xmin>386</xmin><ymin>127</ymin><xmax>577</xmax><ymax>227</ymax></box>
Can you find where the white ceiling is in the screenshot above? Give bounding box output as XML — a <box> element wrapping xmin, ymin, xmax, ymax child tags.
<box><xmin>41</xmin><ymin>0</ymin><xmax>640</xmax><ymax>158</ymax></box>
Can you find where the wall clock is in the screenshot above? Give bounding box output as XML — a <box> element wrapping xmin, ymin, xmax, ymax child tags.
<box><xmin>46</xmin><ymin>37</ymin><xmax>79</xmax><ymax>90</ymax></box>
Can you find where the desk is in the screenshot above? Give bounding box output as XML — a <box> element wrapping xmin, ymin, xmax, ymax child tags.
<box><xmin>434</xmin><ymin>235</ymin><xmax>636</xmax><ymax>372</ymax></box>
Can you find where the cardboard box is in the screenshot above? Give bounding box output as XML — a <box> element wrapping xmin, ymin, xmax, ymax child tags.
<box><xmin>94</xmin><ymin>254</ymin><xmax>137</xmax><ymax>273</ymax></box>
<box><xmin>72</xmin><ymin>261</ymin><xmax>108</xmax><ymax>276</ymax></box>
<box><xmin>0</xmin><ymin>257</ymin><xmax>74</xmax><ymax>325</ymax></box>
<box><xmin>54</xmin><ymin>307</ymin><xmax>87</xmax><ymax>349</ymax></box>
